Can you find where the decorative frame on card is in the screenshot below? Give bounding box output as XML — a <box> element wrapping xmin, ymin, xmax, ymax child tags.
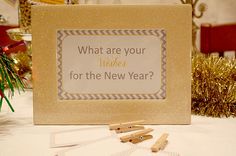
<box><xmin>57</xmin><ymin>29</ymin><xmax>166</xmax><ymax>100</ymax></box>
<box><xmin>32</xmin><ymin>5</ymin><xmax>192</xmax><ymax>124</ymax></box>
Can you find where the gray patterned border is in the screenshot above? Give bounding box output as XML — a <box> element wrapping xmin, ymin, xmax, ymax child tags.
<box><xmin>57</xmin><ymin>29</ymin><xmax>166</xmax><ymax>100</ymax></box>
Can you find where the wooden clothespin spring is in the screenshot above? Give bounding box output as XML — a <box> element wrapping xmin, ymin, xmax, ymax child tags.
<box><xmin>120</xmin><ymin>128</ymin><xmax>153</xmax><ymax>144</ymax></box>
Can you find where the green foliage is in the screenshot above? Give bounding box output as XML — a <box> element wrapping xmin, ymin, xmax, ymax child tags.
<box><xmin>0</xmin><ymin>53</ymin><xmax>25</xmax><ymax>112</ymax></box>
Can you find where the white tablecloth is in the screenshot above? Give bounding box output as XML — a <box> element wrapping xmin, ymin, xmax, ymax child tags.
<box><xmin>0</xmin><ymin>91</ymin><xmax>236</xmax><ymax>156</ymax></box>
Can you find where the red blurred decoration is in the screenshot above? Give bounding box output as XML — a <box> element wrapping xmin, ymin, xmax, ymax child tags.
<box><xmin>200</xmin><ymin>23</ymin><xmax>236</xmax><ymax>56</ymax></box>
<box><xmin>1</xmin><ymin>40</ymin><xmax>26</xmax><ymax>54</ymax></box>
<box><xmin>0</xmin><ymin>25</ymin><xmax>26</xmax><ymax>54</ymax></box>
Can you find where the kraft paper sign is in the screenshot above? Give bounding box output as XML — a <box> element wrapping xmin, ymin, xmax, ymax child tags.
<box><xmin>32</xmin><ymin>4</ymin><xmax>192</xmax><ymax>124</ymax></box>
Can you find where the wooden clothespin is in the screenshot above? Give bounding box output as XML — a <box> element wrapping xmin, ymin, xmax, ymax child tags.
<box><xmin>120</xmin><ymin>128</ymin><xmax>153</xmax><ymax>144</ymax></box>
<box><xmin>109</xmin><ymin>120</ymin><xmax>145</xmax><ymax>133</ymax></box>
<box><xmin>151</xmin><ymin>133</ymin><xmax>169</xmax><ymax>152</ymax></box>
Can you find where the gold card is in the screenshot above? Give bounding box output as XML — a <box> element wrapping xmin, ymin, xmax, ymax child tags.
<box><xmin>32</xmin><ymin>4</ymin><xmax>192</xmax><ymax>124</ymax></box>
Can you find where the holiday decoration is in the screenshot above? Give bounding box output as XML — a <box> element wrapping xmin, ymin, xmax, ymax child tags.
<box><xmin>10</xmin><ymin>51</ymin><xmax>32</xmax><ymax>88</ymax></box>
<box><xmin>7</xmin><ymin>27</ymin><xmax>32</xmax><ymax>88</ymax></box>
<box><xmin>18</xmin><ymin>0</ymin><xmax>43</xmax><ymax>28</ymax></box>
<box><xmin>192</xmin><ymin>54</ymin><xmax>236</xmax><ymax>117</ymax></box>
<box><xmin>0</xmin><ymin>45</ymin><xmax>25</xmax><ymax>112</ymax></box>
<box><xmin>19</xmin><ymin>0</ymin><xmax>32</xmax><ymax>28</ymax></box>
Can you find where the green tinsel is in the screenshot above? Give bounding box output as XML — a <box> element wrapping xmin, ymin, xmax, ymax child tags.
<box><xmin>192</xmin><ymin>54</ymin><xmax>236</xmax><ymax>117</ymax></box>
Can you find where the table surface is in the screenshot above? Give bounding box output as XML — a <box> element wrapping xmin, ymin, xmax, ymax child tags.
<box><xmin>0</xmin><ymin>91</ymin><xmax>236</xmax><ymax>156</ymax></box>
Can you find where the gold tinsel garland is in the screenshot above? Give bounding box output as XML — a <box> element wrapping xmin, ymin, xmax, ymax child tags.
<box><xmin>10</xmin><ymin>51</ymin><xmax>32</xmax><ymax>88</ymax></box>
<box><xmin>192</xmin><ymin>54</ymin><xmax>236</xmax><ymax>117</ymax></box>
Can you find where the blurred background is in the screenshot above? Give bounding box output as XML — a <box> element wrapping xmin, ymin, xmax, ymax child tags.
<box><xmin>1</xmin><ymin>0</ymin><xmax>236</xmax><ymax>53</ymax></box>
<box><xmin>1</xmin><ymin>0</ymin><xmax>236</xmax><ymax>25</ymax></box>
